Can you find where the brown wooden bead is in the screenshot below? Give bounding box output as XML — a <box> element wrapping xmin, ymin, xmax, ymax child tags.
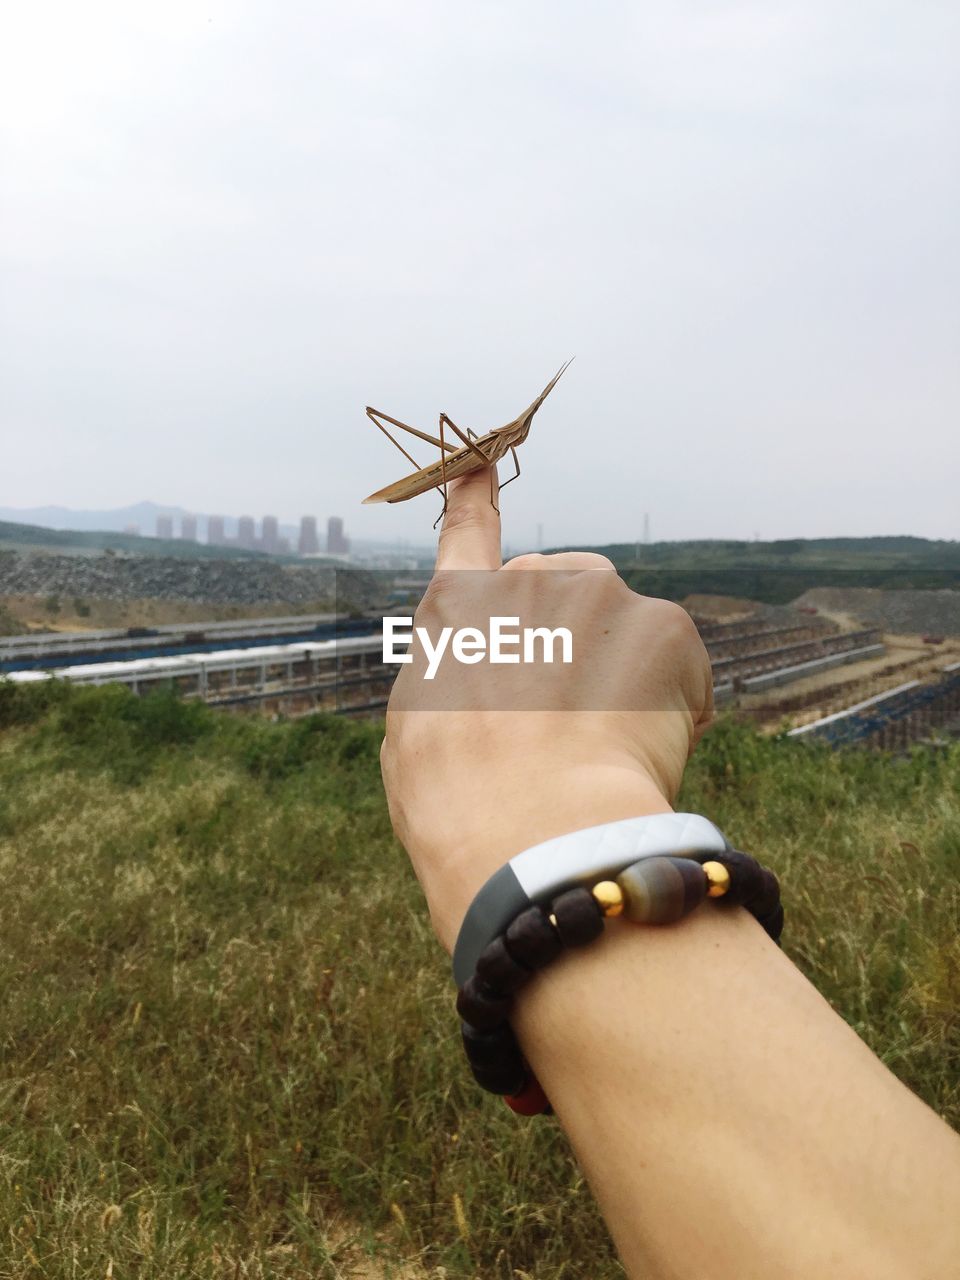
<box><xmin>470</xmin><ymin>1058</ymin><xmax>529</xmax><ymax>1096</ymax></box>
<box><xmin>749</xmin><ymin>867</ymin><xmax>781</xmax><ymax>918</ymax></box>
<box><xmin>755</xmin><ymin>902</ymin><xmax>785</xmax><ymax>944</ymax></box>
<box><xmin>550</xmin><ymin>887</ymin><xmax>604</xmax><ymax>947</ymax></box>
<box><xmin>617</xmin><ymin>855</ymin><xmax>707</xmax><ymax>925</ymax></box>
<box><xmin>475</xmin><ymin>935</ymin><xmax>532</xmax><ymax>995</ymax></box>
<box><xmin>505</xmin><ymin>907</ymin><xmax>563</xmax><ymax>970</ymax></box>
<box><xmin>456</xmin><ymin>976</ymin><xmax>511</xmax><ymax>1030</ymax></box>
<box><xmin>697</xmin><ymin>849</ymin><xmax>765</xmax><ymax>907</ymax></box>
<box><xmin>460</xmin><ymin>1020</ymin><xmax>520</xmax><ymax>1069</ymax></box>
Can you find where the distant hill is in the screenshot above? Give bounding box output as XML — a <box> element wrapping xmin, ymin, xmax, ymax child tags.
<box><xmin>550</xmin><ymin>536</ymin><xmax>960</xmax><ymax>605</ymax></box>
<box><xmin>0</xmin><ymin>501</ymin><xmax>430</xmax><ymax>558</ymax></box>
<box><xmin>0</xmin><ymin>518</ymin><xmax>267</xmax><ymax>560</ymax></box>
<box><xmin>558</xmin><ymin>535</ymin><xmax>960</xmax><ymax>567</ymax></box>
<box><xmin>0</xmin><ymin>501</ymin><xmax>288</xmax><ymax>545</ymax></box>
<box><xmin>0</xmin><ymin>500</ymin><xmax>192</xmax><ymax>536</ymax></box>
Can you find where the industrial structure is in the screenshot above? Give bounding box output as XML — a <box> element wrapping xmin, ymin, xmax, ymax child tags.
<box><xmin>0</xmin><ymin>614</ymin><xmax>379</xmax><ymax>673</ymax></box>
<box><xmin>237</xmin><ymin>515</ymin><xmax>256</xmax><ymax>549</ymax></box>
<box><xmin>7</xmin><ymin>605</ymin><xmax>953</xmax><ymax>750</ymax></box>
<box><xmin>148</xmin><ymin>511</ymin><xmax>342</xmax><ymax>557</ymax></box>
<box><xmin>298</xmin><ymin>516</ymin><xmax>320</xmax><ymax>555</ymax></box>
<box><xmin>5</xmin><ymin>635</ymin><xmax>390</xmax><ymax>719</ymax></box>
<box><xmin>262</xmin><ymin>515</ymin><xmax>279</xmax><ymax>553</ymax></box>
<box><xmin>326</xmin><ymin>516</ymin><xmax>350</xmax><ymax>555</ymax></box>
<box><xmin>787</xmin><ymin>663</ymin><xmax>960</xmax><ymax>749</ymax></box>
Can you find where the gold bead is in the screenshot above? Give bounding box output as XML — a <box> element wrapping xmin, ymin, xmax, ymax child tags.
<box><xmin>702</xmin><ymin>861</ymin><xmax>731</xmax><ymax>898</ymax></box>
<box><xmin>548</xmin><ymin>913</ymin><xmax>558</xmax><ymax>928</ymax></box>
<box><xmin>592</xmin><ymin>881</ymin><xmax>624</xmax><ymax>917</ymax></box>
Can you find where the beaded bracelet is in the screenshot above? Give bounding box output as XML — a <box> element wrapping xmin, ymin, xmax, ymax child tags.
<box><xmin>455</xmin><ymin>849</ymin><xmax>783</xmax><ymax>1116</ymax></box>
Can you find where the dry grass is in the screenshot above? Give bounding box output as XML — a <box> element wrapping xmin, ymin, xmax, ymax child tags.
<box><xmin>0</xmin><ymin>682</ymin><xmax>957</xmax><ymax>1277</ymax></box>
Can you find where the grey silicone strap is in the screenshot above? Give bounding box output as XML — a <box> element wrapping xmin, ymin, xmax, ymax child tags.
<box><xmin>452</xmin><ymin>812</ymin><xmax>730</xmax><ymax>986</ymax></box>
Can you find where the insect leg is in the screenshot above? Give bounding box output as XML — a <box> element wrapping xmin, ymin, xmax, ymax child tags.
<box><xmin>497</xmin><ymin>445</ymin><xmax>521</xmax><ymax>494</ymax></box>
<box><xmin>433</xmin><ymin>414</ymin><xmax>450</xmax><ymax>530</ymax></box>
<box><xmin>365</xmin><ymin>409</ymin><xmax>421</xmax><ymax>469</ymax></box>
<box><xmin>365</xmin><ymin>408</ymin><xmax>458</xmax><ymax>470</ymax></box>
<box><xmin>440</xmin><ymin>414</ymin><xmax>490</xmax><ymax>468</ymax></box>
<box><xmin>442</xmin><ymin>414</ymin><xmax>500</xmax><ymax>515</ymax></box>
<box><xmin>439</xmin><ymin>415</ymin><xmax>450</xmax><ymax>511</ymax></box>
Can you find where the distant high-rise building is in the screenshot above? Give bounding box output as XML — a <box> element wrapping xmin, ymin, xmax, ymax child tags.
<box><xmin>326</xmin><ymin>516</ymin><xmax>350</xmax><ymax>556</ymax></box>
<box><xmin>262</xmin><ymin>514</ymin><xmax>279</xmax><ymax>553</ymax></box>
<box><xmin>123</xmin><ymin>523</ymin><xmax>140</xmax><ymax>536</ymax></box>
<box><xmin>207</xmin><ymin>515</ymin><xmax>226</xmax><ymax>545</ymax></box>
<box><xmin>237</xmin><ymin>515</ymin><xmax>256</xmax><ymax>550</ymax></box>
<box><xmin>156</xmin><ymin>515</ymin><xmax>173</xmax><ymax>539</ymax></box>
<box><xmin>181</xmin><ymin>514</ymin><xmax>198</xmax><ymax>541</ymax></box>
<box><xmin>298</xmin><ymin>515</ymin><xmax>320</xmax><ymax>556</ymax></box>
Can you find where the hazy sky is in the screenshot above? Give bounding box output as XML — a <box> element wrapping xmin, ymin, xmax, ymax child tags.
<box><xmin>2</xmin><ymin>1</ymin><xmax>958</xmax><ymax>547</ymax></box>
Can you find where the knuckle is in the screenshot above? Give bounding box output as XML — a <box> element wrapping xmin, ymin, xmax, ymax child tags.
<box><xmin>418</xmin><ymin>570</ymin><xmax>456</xmax><ymax>614</ymax></box>
<box><xmin>503</xmin><ymin>552</ymin><xmax>546</xmax><ymax>572</ymax></box>
<box><xmin>650</xmin><ymin>597</ymin><xmax>697</xmax><ymax>635</ymax></box>
<box><xmin>577</xmin><ymin>553</ymin><xmax>616</xmax><ymax>571</ymax></box>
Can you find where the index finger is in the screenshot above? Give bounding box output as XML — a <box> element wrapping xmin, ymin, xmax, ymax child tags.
<box><xmin>434</xmin><ymin>466</ymin><xmax>503</xmax><ymax>571</ymax></box>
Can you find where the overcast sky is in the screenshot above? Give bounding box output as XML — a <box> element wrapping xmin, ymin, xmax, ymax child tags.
<box><xmin>2</xmin><ymin>1</ymin><xmax>957</xmax><ymax>548</ymax></box>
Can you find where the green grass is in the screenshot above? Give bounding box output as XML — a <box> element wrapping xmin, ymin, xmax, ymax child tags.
<box><xmin>0</xmin><ymin>683</ymin><xmax>957</xmax><ymax>1277</ymax></box>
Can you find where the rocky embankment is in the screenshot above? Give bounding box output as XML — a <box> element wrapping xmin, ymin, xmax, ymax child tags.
<box><xmin>792</xmin><ymin>587</ymin><xmax>960</xmax><ymax>636</ymax></box>
<box><xmin>0</xmin><ymin>550</ymin><xmax>379</xmax><ymax>611</ymax></box>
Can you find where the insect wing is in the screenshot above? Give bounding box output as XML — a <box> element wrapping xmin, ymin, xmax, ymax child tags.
<box><xmin>362</xmin><ymin>431</ymin><xmax>514</xmax><ymax>503</ymax></box>
<box><xmin>363</xmin><ymin>439</ymin><xmax>481</xmax><ymax>503</ymax></box>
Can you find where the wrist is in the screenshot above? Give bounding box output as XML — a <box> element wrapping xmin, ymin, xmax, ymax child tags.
<box><xmin>427</xmin><ymin>765</ymin><xmax>672</xmax><ymax>952</ymax></box>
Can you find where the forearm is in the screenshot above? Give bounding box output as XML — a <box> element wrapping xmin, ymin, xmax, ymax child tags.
<box><xmin>384</xmin><ymin>469</ymin><xmax>960</xmax><ymax>1277</ymax></box>
<box><xmin>512</xmin><ymin>898</ymin><xmax>960</xmax><ymax>1280</ymax></box>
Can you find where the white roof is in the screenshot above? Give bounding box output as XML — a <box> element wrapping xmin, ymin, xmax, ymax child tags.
<box><xmin>3</xmin><ymin>634</ymin><xmax>382</xmax><ymax>685</ymax></box>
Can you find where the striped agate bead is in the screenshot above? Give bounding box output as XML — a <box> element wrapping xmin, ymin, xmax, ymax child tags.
<box><xmin>615</xmin><ymin>855</ymin><xmax>708</xmax><ymax>925</ymax></box>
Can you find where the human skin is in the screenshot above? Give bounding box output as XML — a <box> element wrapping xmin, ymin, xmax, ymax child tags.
<box><xmin>379</xmin><ymin>468</ymin><xmax>960</xmax><ymax>1279</ymax></box>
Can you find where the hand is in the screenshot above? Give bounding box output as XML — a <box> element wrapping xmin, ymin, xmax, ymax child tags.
<box><xmin>379</xmin><ymin>468</ymin><xmax>714</xmax><ymax>951</ymax></box>
<box><xmin>381</xmin><ymin>471</ymin><xmax>960</xmax><ymax>1280</ymax></box>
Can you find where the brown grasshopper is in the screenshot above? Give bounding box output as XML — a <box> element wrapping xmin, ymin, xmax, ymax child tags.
<box><xmin>362</xmin><ymin>360</ymin><xmax>572</xmax><ymax>524</ymax></box>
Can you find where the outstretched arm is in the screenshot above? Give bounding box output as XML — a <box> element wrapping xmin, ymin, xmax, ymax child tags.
<box><xmin>380</xmin><ymin>468</ymin><xmax>960</xmax><ymax>1280</ymax></box>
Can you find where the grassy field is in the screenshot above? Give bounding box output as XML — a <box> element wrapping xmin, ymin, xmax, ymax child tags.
<box><xmin>0</xmin><ymin>683</ymin><xmax>957</xmax><ymax>1278</ymax></box>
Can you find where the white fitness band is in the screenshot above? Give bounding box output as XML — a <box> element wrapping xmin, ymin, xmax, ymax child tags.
<box><xmin>452</xmin><ymin>812</ymin><xmax>731</xmax><ymax>986</ymax></box>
